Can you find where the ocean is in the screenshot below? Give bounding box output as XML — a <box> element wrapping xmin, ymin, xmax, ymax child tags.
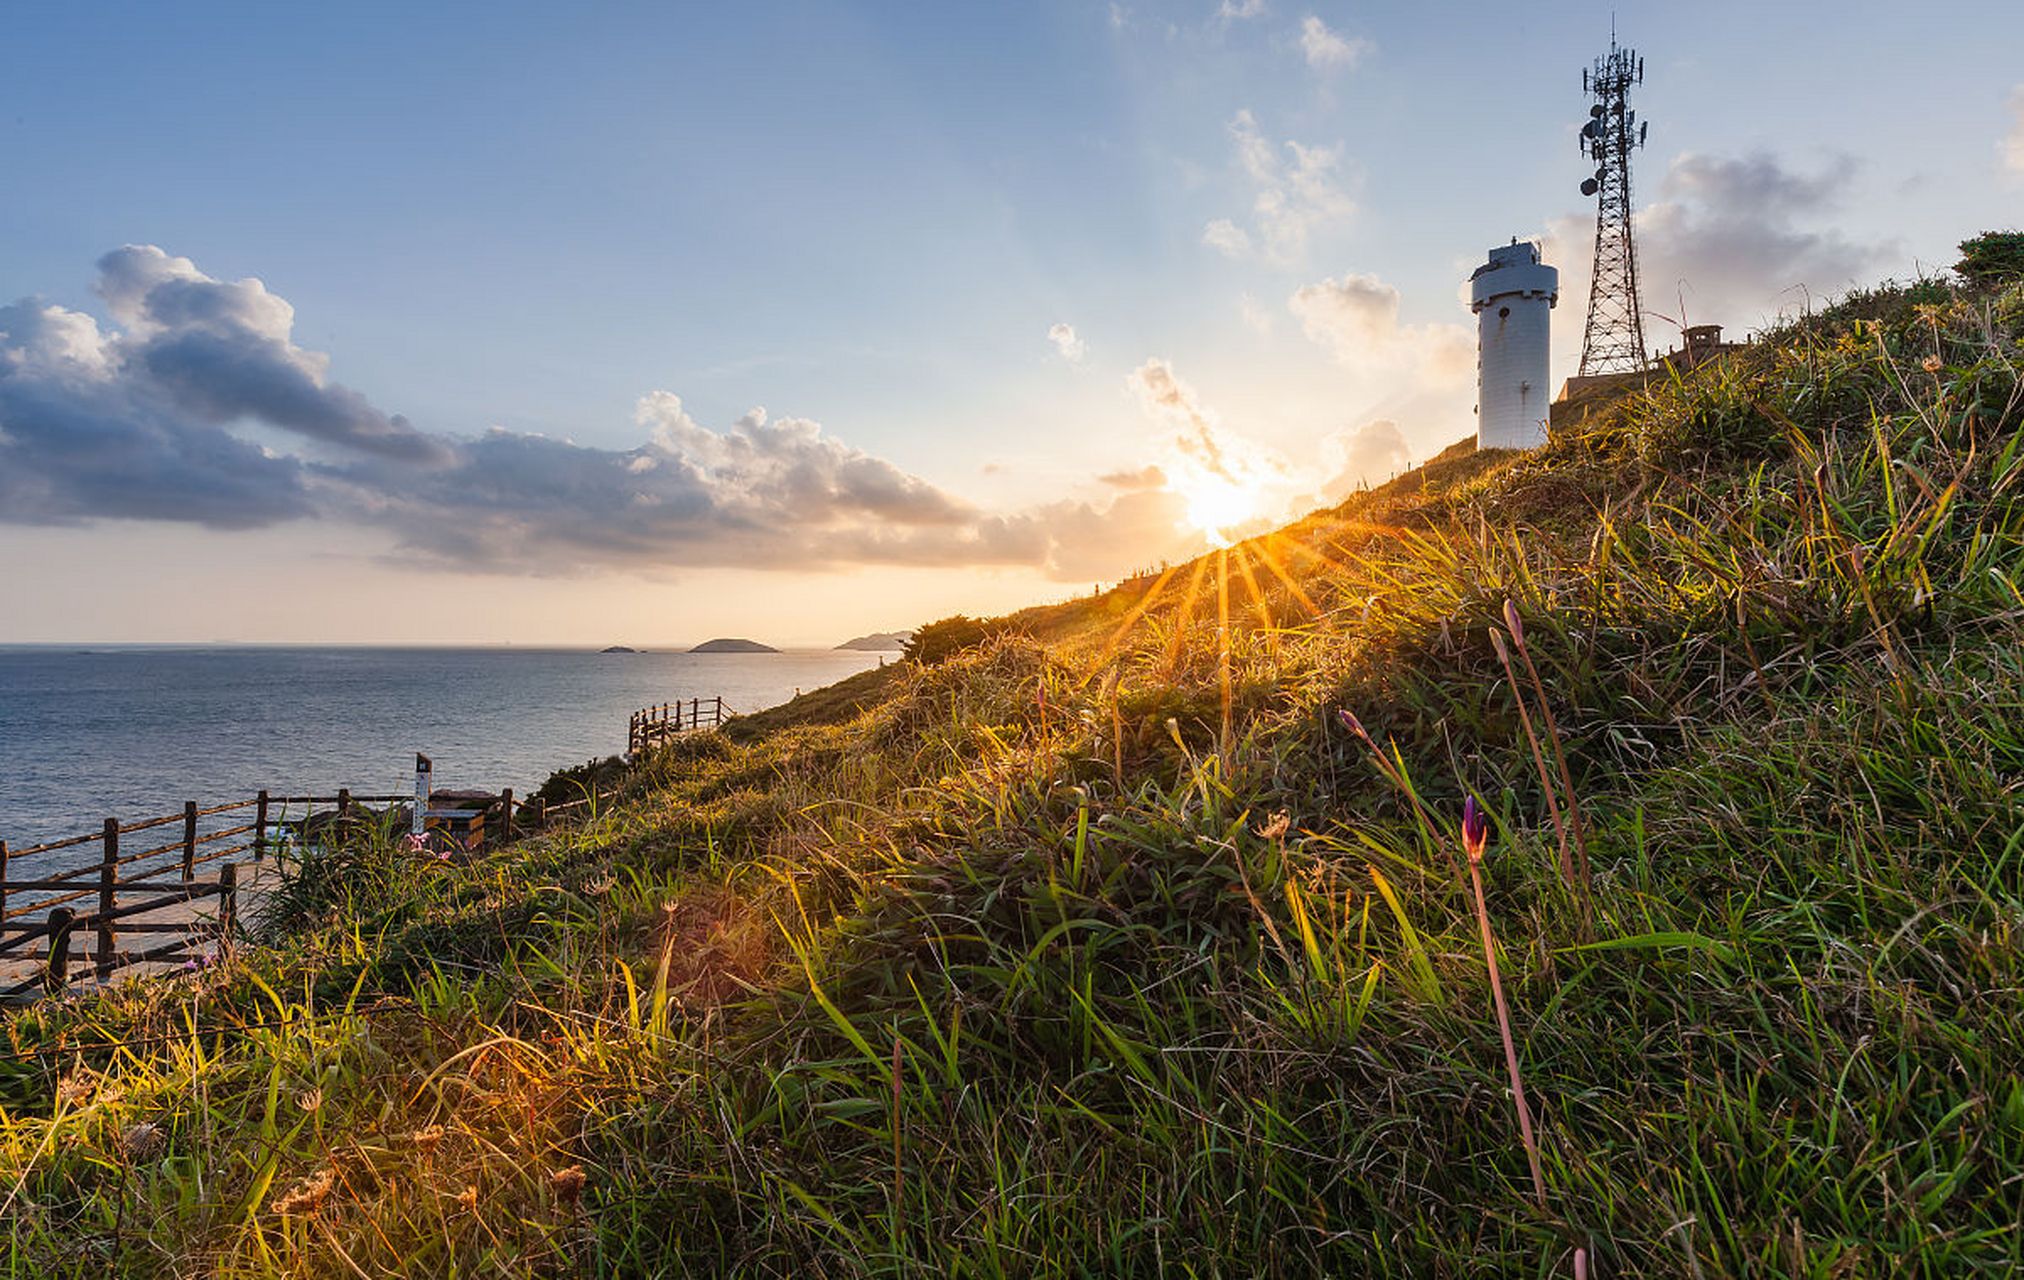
<box><xmin>0</xmin><ymin>645</ymin><xmax>886</xmax><ymax>857</ymax></box>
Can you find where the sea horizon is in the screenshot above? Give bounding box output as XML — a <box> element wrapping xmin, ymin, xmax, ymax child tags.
<box><xmin>0</xmin><ymin>644</ymin><xmax>887</xmax><ymax>856</ymax></box>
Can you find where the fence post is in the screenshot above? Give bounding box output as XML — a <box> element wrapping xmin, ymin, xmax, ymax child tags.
<box><xmin>218</xmin><ymin>862</ymin><xmax>238</xmax><ymax>947</ymax></box>
<box><xmin>182</xmin><ymin>801</ymin><xmax>198</xmax><ymax>882</ymax></box>
<box><xmin>499</xmin><ymin>788</ymin><xmax>514</xmax><ymax>844</ymax></box>
<box><xmin>691</xmin><ymin>697</ymin><xmax>699</xmax><ymax>730</ymax></box>
<box><xmin>47</xmin><ymin>907</ymin><xmax>75</xmax><ymax>991</ymax></box>
<box><xmin>337</xmin><ymin>788</ymin><xmax>352</xmax><ymax>818</ymax></box>
<box><xmin>414</xmin><ymin>755</ymin><xmax>432</xmax><ymax>837</ymax></box>
<box><xmin>715</xmin><ymin>695</ymin><xmax>724</xmax><ymax>724</ymax></box>
<box><xmin>533</xmin><ymin>796</ymin><xmax>547</xmax><ymax>827</ymax></box>
<box><xmin>0</xmin><ymin>838</ymin><xmax>8</xmax><ymax>920</ymax></box>
<box><xmin>97</xmin><ymin>818</ymin><xmax>118</xmax><ymax>981</ymax></box>
<box><xmin>254</xmin><ymin>789</ymin><xmax>270</xmax><ymax>860</ymax></box>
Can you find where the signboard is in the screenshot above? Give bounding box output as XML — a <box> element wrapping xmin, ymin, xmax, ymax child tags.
<box><xmin>413</xmin><ymin>753</ymin><xmax>432</xmax><ymax>836</ymax></box>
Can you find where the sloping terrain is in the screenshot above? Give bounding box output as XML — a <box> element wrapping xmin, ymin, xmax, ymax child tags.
<box><xmin>3</xmin><ymin>252</ymin><xmax>2024</xmax><ymax>1276</ymax></box>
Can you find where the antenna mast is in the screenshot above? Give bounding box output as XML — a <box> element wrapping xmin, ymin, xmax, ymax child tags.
<box><xmin>1576</xmin><ymin>36</ymin><xmax>1649</xmax><ymax>376</ymax></box>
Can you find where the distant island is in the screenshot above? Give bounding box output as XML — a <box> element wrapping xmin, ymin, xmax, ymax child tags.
<box><xmin>836</xmin><ymin>631</ymin><xmax>911</xmax><ymax>652</ymax></box>
<box><xmin>690</xmin><ymin>637</ymin><xmax>779</xmax><ymax>654</ymax></box>
<box><xmin>600</xmin><ymin>645</ymin><xmax>639</xmax><ymax>654</ymax></box>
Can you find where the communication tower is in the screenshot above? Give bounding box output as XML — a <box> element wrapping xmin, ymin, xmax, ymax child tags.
<box><xmin>1576</xmin><ymin>36</ymin><xmax>1650</xmax><ymax>376</ymax></box>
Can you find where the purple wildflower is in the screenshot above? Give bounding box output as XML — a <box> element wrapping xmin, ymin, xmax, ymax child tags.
<box><xmin>1461</xmin><ymin>796</ymin><xmax>1489</xmax><ymax>864</ymax></box>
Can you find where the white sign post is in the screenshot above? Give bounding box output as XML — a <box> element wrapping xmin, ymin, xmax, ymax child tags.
<box><xmin>413</xmin><ymin>753</ymin><xmax>432</xmax><ymax>837</ymax></box>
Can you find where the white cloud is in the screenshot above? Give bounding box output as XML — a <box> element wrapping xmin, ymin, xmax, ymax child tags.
<box><xmin>1202</xmin><ymin>219</ymin><xmax>1253</xmax><ymax>257</ymax></box>
<box><xmin>1218</xmin><ymin>0</ymin><xmax>1265</xmax><ymax>17</ymax></box>
<box><xmin>1289</xmin><ymin>271</ymin><xmax>1472</xmax><ymax>387</ymax></box>
<box><xmin>1202</xmin><ymin>110</ymin><xmax>1356</xmax><ymax>265</ymax></box>
<box><xmin>2006</xmin><ymin>85</ymin><xmax>2024</xmax><ymax>175</ymax></box>
<box><xmin>1299</xmin><ymin>15</ymin><xmax>1370</xmax><ymax>71</ymax></box>
<box><xmin>1048</xmin><ymin>322</ymin><xmax>1087</xmax><ymax>364</ymax></box>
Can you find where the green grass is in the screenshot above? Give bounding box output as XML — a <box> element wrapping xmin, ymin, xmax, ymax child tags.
<box><xmin>3</xmin><ymin>266</ymin><xmax>2024</xmax><ymax>1276</ymax></box>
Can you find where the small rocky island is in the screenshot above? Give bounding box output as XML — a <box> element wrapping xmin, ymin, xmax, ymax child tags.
<box><xmin>600</xmin><ymin>645</ymin><xmax>639</xmax><ymax>653</ymax></box>
<box><xmin>690</xmin><ymin>637</ymin><xmax>779</xmax><ymax>654</ymax></box>
<box><xmin>836</xmin><ymin>631</ymin><xmax>911</xmax><ymax>652</ymax></box>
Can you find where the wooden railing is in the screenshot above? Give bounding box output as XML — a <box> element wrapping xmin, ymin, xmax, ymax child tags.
<box><xmin>629</xmin><ymin>696</ymin><xmax>727</xmax><ymax>756</ymax></box>
<box><xmin>0</xmin><ymin>784</ymin><xmax>623</xmax><ymax>1005</ymax></box>
<box><xmin>0</xmin><ymin>790</ymin><xmax>428</xmax><ymax>1004</ymax></box>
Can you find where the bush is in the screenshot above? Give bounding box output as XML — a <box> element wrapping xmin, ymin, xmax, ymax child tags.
<box><xmin>904</xmin><ymin>614</ymin><xmax>992</xmax><ymax>665</ymax></box>
<box><xmin>1956</xmin><ymin>231</ymin><xmax>2024</xmax><ymax>286</ymax></box>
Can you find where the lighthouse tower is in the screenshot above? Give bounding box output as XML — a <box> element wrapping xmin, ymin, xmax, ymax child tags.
<box><xmin>1471</xmin><ymin>241</ymin><xmax>1559</xmax><ymax>450</ymax></box>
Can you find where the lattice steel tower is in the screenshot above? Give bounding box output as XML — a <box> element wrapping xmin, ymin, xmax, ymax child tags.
<box><xmin>1576</xmin><ymin>37</ymin><xmax>1649</xmax><ymax>376</ymax></box>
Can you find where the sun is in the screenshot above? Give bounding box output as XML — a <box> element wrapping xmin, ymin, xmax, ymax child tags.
<box><xmin>1175</xmin><ymin>474</ymin><xmax>1264</xmax><ymax>547</ymax></box>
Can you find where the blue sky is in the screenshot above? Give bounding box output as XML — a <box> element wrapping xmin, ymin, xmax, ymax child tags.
<box><xmin>2</xmin><ymin>1</ymin><xmax>2020</xmax><ymax>643</ymax></box>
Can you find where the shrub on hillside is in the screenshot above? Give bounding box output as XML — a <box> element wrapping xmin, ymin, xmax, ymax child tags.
<box><xmin>904</xmin><ymin>614</ymin><xmax>992</xmax><ymax>665</ymax></box>
<box><xmin>1957</xmin><ymin>230</ymin><xmax>2024</xmax><ymax>286</ymax></box>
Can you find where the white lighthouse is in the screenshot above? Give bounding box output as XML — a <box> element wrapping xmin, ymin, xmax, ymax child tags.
<box><xmin>1470</xmin><ymin>240</ymin><xmax>1558</xmax><ymax>450</ymax></box>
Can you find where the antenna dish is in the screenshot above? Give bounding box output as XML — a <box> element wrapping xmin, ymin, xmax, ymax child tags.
<box><xmin>1639</xmin><ymin>121</ymin><xmax>1648</xmax><ymax>144</ymax></box>
<box><xmin>1589</xmin><ymin>104</ymin><xmax>1605</xmax><ymax>118</ymax></box>
<box><xmin>1581</xmin><ymin>119</ymin><xmax>1600</xmax><ymax>138</ymax></box>
<box><xmin>1581</xmin><ymin>178</ymin><xmax>1600</xmax><ymax>196</ymax></box>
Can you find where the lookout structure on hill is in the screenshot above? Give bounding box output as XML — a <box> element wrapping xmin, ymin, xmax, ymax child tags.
<box><xmin>1471</xmin><ymin>240</ymin><xmax>1559</xmax><ymax>450</ymax></box>
<box><xmin>1552</xmin><ymin>322</ymin><xmax>1745</xmax><ymax>430</ymax></box>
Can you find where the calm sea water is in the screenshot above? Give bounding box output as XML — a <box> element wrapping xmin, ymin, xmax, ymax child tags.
<box><xmin>0</xmin><ymin>646</ymin><xmax>884</xmax><ymax>855</ymax></box>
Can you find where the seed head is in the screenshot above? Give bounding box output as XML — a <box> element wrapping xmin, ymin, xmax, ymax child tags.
<box><xmin>272</xmin><ymin>1167</ymin><xmax>336</xmax><ymax>1216</ymax></box>
<box><xmin>1921</xmin><ymin>353</ymin><xmax>1944</xmax><ymax>374</ymax></box>
<box><xmin>550</xmin><ymin>1165</ymin><xmax>588</xmax><ymax>1205</ymax></box>
<box><xmin>120</xmin><ymin>1121</ymin><xmax>166</xmax><ymax>1163</ymax></box>
<box><xmin>55</xmin><ymin>1068</ymin><xmax>95</xmax><ymax>1109</ymax></box>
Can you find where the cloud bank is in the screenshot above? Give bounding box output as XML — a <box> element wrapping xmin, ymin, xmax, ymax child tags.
<box><xmin>0</xmin><ymin>246</ymin><xmax>451</xmax><ymax>528</ymax></box>
<box><xmin>0</xmin><ymin>248</ymin><xmax>1207</xmax><ymax>583</ymax></box>
<box><xmin>1545</xmin><ymin>151</ymin><xmax>1893</xmax><ymax>339</ymax></box>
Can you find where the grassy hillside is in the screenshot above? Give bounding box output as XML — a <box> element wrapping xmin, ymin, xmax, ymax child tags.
<box><xmin>4</xmin><ymin>254</ymin><xmax>2024</xmax><ymax>1276</ymax></box>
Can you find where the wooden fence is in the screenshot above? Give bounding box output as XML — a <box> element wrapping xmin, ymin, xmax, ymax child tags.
<box><xmin>0</xmin><ymin>781</ymin><xmax>636</xmax><ymax>1006</ymax></box>
<box><xmin>629</xmin><ymin>696</ymin><xmax>727</xmax><ymax>756</ymax></box>
<box><xmin>3</xmin><ymin>697</ymin><xmax>725</xmax><ymax>1005</ymax></box>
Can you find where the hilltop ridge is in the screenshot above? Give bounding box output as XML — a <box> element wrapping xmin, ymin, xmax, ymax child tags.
<box><xmin>5</xmin><ymin>247</ymin><xmax>2024</xmax><ymax>1274</ymax></box>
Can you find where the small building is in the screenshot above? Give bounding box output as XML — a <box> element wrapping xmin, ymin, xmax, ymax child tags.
<box><xmin>1552</xmin><ymin>323</ymin><xmax>1746</xmax><ymax>430</ymax></box>
<box><xmin>1471</xmin><ymin>241</ymin><xmax>1559</xmax><ymax>451</ymax></box>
